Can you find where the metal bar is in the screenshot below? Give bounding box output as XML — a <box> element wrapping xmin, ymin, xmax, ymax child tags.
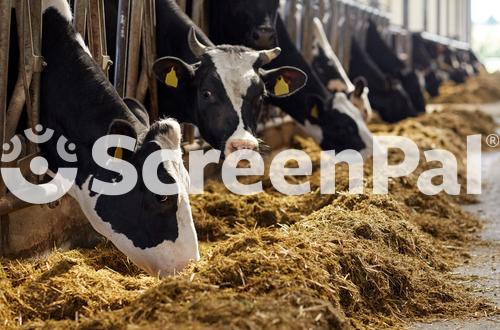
<box><xmin>27</xmin><ymin>0</ymin><xmax>43</xmax><ymax>156</ymax></box>
<box><xmin>87</xmin><ymin>0</ymin><xmax>112</xmax><ymax>76</ymax></box>
<box><xmin>143</xmin><ymin>0</ymin><xmax>159</xmax><ymax>122</ymax></box>
<box><xmin>114</xmin><ymin>0</ymin><xmax>131</xmax><ymax>97</ymax></box>
<box><xmin>436</xmin><ymin>0</ymin><xmax>441</xmax><ymax>35</ymax></box>
<box><xmin>73</xmin><ymin>0</ymin><xmax>88</xmax><ymax>37</ymax></box>
<box><xmin>191</xmin><ymin>0</ymin><xmax>208</xmax><ymax>33</ymax></box>
<box><xmin>0</xmin><ymin>0</ymin><xmax>12</xmax><ymax>156</ymax></box>
<box><xmin>423</xmin><ymin>0</ymin><xmax>429</xmax><ymax>31</ymax></box>
<box><xmin>125</xmin><ymin>0</ymin><xmax>143</xmax><ymax>98</ymax></box>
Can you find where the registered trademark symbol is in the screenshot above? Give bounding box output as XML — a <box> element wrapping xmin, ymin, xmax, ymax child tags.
<box><xmin>486</xmin><ymin>134</ymin><xmax>500</xmax><ymax>148</ymax></box>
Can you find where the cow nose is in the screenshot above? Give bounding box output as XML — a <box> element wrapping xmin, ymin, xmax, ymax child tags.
<box><xmin>251</xmin><ymin>27</ymin><xmax>275</xmax><ymax>48</ymax></box>
<box><xmin>225</xmin><ymin>139</ymin><xmax>259</xmax><ymax>156</ymax></box>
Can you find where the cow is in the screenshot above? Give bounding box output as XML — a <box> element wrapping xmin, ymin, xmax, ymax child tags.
<box><xmin>349</xmin><ymin>37</ymin><xmax>418</xmax><ymax>124</ymax></box>
<box><xmin>267</xmin><ymin>16</ymin><xmax>375</xmax><ymax>158</ymax></box>
<box><xmin>28</xmin><ymin>0</ymin><xmax>199</xmax><ymax>277</ymax></box>
<box><xmin>203</xmin><ymin>1</ymin><xmax>376</xmax><ymax>158</ymax></box>
<box><xmin>365</xmin><ymin>21</ymin><xmax>426</xmax><ymax>114</ymax></box>
<box><xmin>412</xmin><ymin>33</ymin><xmax>443</xmax><ymax>97</ymax></box>
<box><xmin>311</xmin><ymin>17</ymin><xmax>372</xmax><ymax>121</ymax></box>
<box><xmin>104</xmin><ymin>0</ymin><xmax>306</xmax><ymax>157</ymax></box>
<box><xmin>207</xmin><ymin>0</ymin><xmax>280</xmax><ymax>50</ymax></box>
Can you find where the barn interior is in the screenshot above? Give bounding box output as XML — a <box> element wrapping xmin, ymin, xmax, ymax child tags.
<box><xmin>0</xmin><ymin>0</ymin><xmax>499</xmax><ymax>329</ymax></box>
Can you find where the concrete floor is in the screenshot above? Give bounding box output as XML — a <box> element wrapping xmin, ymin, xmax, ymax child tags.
<box><xmin>411</xmin><ymin>104</ymin><xmax>500</xmax><ymax>329</ymax></box>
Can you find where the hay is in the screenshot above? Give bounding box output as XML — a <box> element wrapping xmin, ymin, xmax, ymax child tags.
<box><xmin>0</xmin><ymin>109</ymin><xmax>498</xmax><ymax>329</ymax></box>
<box><xmin>430</xmin><ymin>73</ymin><xmax>500</xmax><ymax>104</ymax></box>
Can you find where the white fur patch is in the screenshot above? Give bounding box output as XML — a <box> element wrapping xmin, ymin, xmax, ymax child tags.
<box><xmin>75</xmin><ymin>33</ymin><xmax>92</xmax><ymax>56</ymax></box>
<box><xmin>42</xmin><ymin>0</ymin><xmax>73</xmax><ymax>22</ymax></box>
<box><xmin>207</xmin><ymin>49</ymin><xmax>260</xmax><ymax>154</ymax></box>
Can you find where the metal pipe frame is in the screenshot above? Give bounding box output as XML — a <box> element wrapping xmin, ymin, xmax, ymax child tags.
<box><xmin>87</xmin><ymin>0</ymin><xmax>112</xmax><ymax>76</ymax></box>
<box><xmin>125</xmin><ymin>0</ymin><xmax>143</xmax><ymax>98</ymax></box>
<box><xmin>142</xmin><ymin>0</ymin><xmax>159</xmax><ymax>122</ymax></box>
<box><xmin>114</xmin><ymin>0</ymin><xmax>131</xmax><ymax>97</ymax></box>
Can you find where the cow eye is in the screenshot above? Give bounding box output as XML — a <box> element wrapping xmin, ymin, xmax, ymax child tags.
<box><xmin>202</xmin><ymin>90</ymin><xmax>212</xmax><ymax>99</ymax></box>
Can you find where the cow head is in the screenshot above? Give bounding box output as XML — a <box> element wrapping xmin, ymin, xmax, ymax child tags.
<box><xmin>153</xmin><ymin>28</ymin><xmax>306</xmax><ymax>156</ymax></box>
<box><xmin>299</xmin><ymin>92</ymin><xmax>374</xmax><ymax>159</ymax></box>
<box><xmin>399</xmin><ymin>71</ymin><xmax>426</xmax><ymax>114</ymax></box>
<box><xmin>214</xmin><ymin>0</ymin><xmax>280</xmax><ymax>50</ymax></box>
<box><xmin>74</xmin><ymin>103</ymin><xmax>198</xmax><ymax>277</ymax></box>
<box><xmin>368</xmin><ymin>78</ymin><xmax>418</xmax><ymax>123</ymax></box>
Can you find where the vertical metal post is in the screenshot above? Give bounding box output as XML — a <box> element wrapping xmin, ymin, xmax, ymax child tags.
<box><xmin>114</xmin><ymin>0</ymin><xmax>131</xmax><ymax>97</ymax></box>
<box><xmin>87</xmin><ymin>0</ymin><xmax>111</xmax><ymax>76</ymax></box>
<box><xmin>446</xmin><ymin>0</ymin><xmax>450</xmax><ymax>37</ymax></box>
<box><xmin>73</xmin><ymin>0</ymin><xmax>88</xmax><ymax>37</ymax></box>
<box><xmin>143</xmin><ymin>0</ymin><xmax>159</xmax><ymax>122</ymax></box>
<box><xmin>126</xmin><ymin>0</ymin><xmax>143</xmax><ymax>98</ymax></box>
<box><xmin>0</xmin><ymin>0</ymin><xmax>12</xmax><ymax>156</ymax></box>
<box><xmin>436</xmin><ymin>0</ymin><xmax>441</xmax><ymax>35</ymax></box>
<box><xmin>423</xmin><ymin>0</ymin><xmax>429</xmax><ymax>31</ymax></box>
<box><xmin>27</xmin><ymin>0</ymin><xmax>42</xmax><ymax>147</ymax></box>
<box><xmin>402</xmin><ymin>0</ymin><xmax>409</xmax><ymax>30</ymax></box>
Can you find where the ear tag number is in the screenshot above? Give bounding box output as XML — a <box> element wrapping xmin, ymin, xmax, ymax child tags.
<box><xmin>311</xmin><ymin>105</ymin><xmax>319</xmax><ymax>119</ymax></box>
<box><xmin>274</xmin><ymin>76</ymin><xmax>290</xmax><ymax>96</ymax></box>
<box><xmin>165</xmin><ymin>67</ymin><xmax>179</xmax><ymax>88</ymax></box>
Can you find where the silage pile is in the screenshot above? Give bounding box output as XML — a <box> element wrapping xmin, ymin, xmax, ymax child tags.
<box><xmin>1</xmin><ymin>109</ymin><xmax>499</xmax><ymax>329</ymax></box>
<box><xmin>430</xmin><ymin>73</ymin><xmax>500</xmax><ymax>104</ymax></box>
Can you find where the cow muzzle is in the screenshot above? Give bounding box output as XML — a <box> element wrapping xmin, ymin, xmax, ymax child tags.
<box><xmin>225</xmin><ymin>139</ymin><xmax>259</xmax><ymax>156</ymax></box>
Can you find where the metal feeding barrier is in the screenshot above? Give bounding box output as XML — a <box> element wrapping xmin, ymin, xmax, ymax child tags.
<box><xmin>0</xmin><ymin>0</ymin><xmax>475</xmax><ymax>223</ymax></box>
<box><xmin>282</xmin><ymin>0</ymin><xmax>390</xmax><ymax>71</ymax></box>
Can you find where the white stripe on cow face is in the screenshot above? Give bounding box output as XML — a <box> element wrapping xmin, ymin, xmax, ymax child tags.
<box><xmin>333</xmin><ymin>93</ymin><xmax>374</xmax><ymax>159</ymax></box>
<box><xmin>206</xmin><ymin>49</ymin><xmax>260</xmax><ymax>156</ymax></box>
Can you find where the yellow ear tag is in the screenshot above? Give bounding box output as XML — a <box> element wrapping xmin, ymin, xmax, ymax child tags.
<box><xmin>165</xmin><ymin>67</ymin><xmax>179</xmax><ymax>88</ymax></box>
<box><xmin>274</xmin><ymin>76</ymin><xmax>290</xmax><ymax>96</ymax></box>
<box><xmin>311</xmin><ymin>105</ymin><xmax>319</xmax><ymax>119</ymax></box>
<box><xmin>114</xmin><ymin>141</ymin><xmax>123</xmax><ymax>160</ymax></box>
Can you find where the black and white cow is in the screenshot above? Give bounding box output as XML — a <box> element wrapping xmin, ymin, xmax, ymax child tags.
<box><xmin>207</xmin><ymin>0</ymin><xmax>279</xmax><ymax>50</ymax></box>
<box><xmin>105</xmin><ymin>0</ymin><xmax>306</xmax><ymax>157</ymax></box>
<box><xmin>412</xmin><ymin>33</ymin><xmax>443</xmax><ymax>97</ymax></box>
<box><xmin>365</xmin><ymin>21</ymin><xmax>426</xmax><ymax>114</ymax></box>
<box><xmin>349</xmin><ymin>37</ymin><xmax>418</xmax><ymax>124</ymax></box>
<box><xmin>267</xmin><ymin>16</ymin><xmax>374</xmax><ymax>157</ymax></box>
<box><xmin>204</xmin><ymin>1</ymin><xmax>375</xmax><ymax>157</ymax></box>
<box><xmin>311</xmin><ymin>17</ymin><xmax>372</xmax><ymax>121</ymax></box>
<box><xmin>35</xmin><ymin>0</ymin><xmax>198</xmax><ymax>276</ymax></box>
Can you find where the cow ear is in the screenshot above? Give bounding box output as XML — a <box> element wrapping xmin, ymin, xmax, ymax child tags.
<box><xmin>153</xmin><ymin>57</ymin><xmax>196</xmax><ymax>90</ymax></box>
<box><xmin>305</xmin><ymin>94</ymin><xmax>324</xmax><ymax>122</ymax></box>
<box><xmin>353</xmin><ymin>77</ymin><xmax>367</xmax><ymax>98</ymax></box>
<box><xmin>107</xmin><ymin>119</ymin><xmax>138</xmax><ymax>160</ymax></box>
<box><xmin>260</xmin><ymin>66</ymin><xmax>307</xmax><ymax>98</ymax></box>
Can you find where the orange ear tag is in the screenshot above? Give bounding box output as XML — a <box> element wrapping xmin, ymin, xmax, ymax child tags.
<box><xmin>274</xmin><ymin>76</ymin><xmax>290</xmax><ymax>96</ymax></box>
<box><xmin>165</xmin><ymin>67</ymin><xmax>179</xmax><ymax>88</ymax></box>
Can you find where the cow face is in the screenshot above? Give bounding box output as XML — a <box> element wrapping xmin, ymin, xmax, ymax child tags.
<box><xmin>153</xmin><ymin>29</ymin><xmax>307</xmax><ymax>157</ymax></box>
<box><xmin>399</xmin><ymin>71</ymin><xmax>426</xmax><ymax>114</ymax></box>
<box><xmin>74</xmin><ymin>116</ymin><xmax>198</xmax><ymax>277</ymax></box>
<box><xmin>368</xmin><ymin>80</ymin><xmax>418</xmax><ymax>124</ymax></box>
<box><xmin>299</xmin><ymin>93</ymin><xmax>374</xmax><ymax>159</ymax></box>
<box><xmin>220</xmin><ymin>0</ymin><xmax>280</xmax><ymax>50</ymax></box>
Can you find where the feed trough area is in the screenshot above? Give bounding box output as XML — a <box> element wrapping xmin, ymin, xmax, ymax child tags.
<box><xmin>0</xmin><ymin>0</ymin><xmax>499</xmax><ymax>329</ymax></box>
